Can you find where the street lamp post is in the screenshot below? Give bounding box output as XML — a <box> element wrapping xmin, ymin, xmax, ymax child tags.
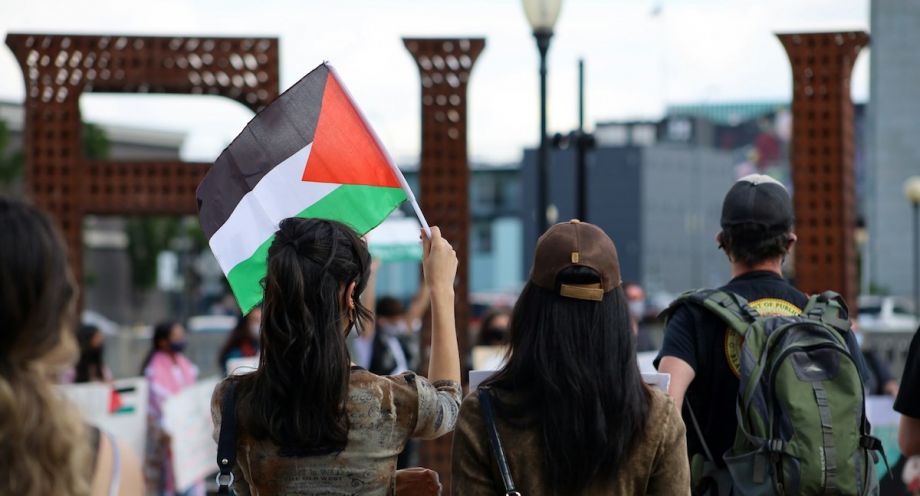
<box><xmin>523</xmin><ymin>0</ymin><xmax>562</xmax><ymax>233</ymax></box>
<box><xmin>905</xmin><ymin>176</ymin><xmax>920</xmax><ymax>324</ymax></box>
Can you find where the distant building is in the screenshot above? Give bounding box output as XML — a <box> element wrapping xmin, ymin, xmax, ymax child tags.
<box><xmin>866</xmin><ymin>0</ymin><xmax>920</xmax><ymax>297</ymax></box>
<box><xmin>374</xmin><ymin>165</ymin><xmax>525</xmax><ymax>303</ymax></box>
<box><xmin>0</xmin><ymin>100</ymin><xmax>187</xmax><ymax>324</ymax></box>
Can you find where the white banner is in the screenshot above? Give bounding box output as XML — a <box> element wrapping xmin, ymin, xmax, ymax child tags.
<box><xmin>59</xmin><ymin>377</ymin><xmax>148</xmax><ymax>459</ymax></box>
<box><xmin>162</xmin><ymin>377</ymin><xmax>220</xmax><ymax>492</ymax></box>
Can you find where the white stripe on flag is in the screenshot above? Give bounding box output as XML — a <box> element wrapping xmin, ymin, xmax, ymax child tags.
<box><xmin>208</xmin><ymin>142</ymin><xmax>340</xmax><ymax>274</ymax></box>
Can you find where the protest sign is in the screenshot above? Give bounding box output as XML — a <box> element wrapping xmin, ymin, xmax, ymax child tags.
<box><xmin>59</xmin><ymin>377</ymin><xmax>148</xmax><ymax>458</ymax></box>
<box><xmin>162</xmin><ymin>377</ymin><xmax>220</xmax><ymax>492</ymax></box>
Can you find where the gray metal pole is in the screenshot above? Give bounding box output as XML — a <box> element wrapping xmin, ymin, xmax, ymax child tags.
<box><xmin>535</xmin><ymin>31</ymin><xmax>552</xmax><ymax>234</ymax></box>
<box><xmin>576</xmin><ymin>59</ymin><xmax>587</xmax><ymax>222</ymax></box>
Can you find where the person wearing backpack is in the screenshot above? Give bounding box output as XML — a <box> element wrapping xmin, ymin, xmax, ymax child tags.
<box><xmin>656</xmin><ymin>174</ymin><xmax>880</xmax><ymax>495</ymax></box>
<box><xmin>452</xmin><ymin>220</ymin><xmax>690</xmax><ymax>495</ymax></box>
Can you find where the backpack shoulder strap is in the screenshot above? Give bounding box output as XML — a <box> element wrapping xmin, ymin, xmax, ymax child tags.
<box><xmin>802</xmin><ymin>291</ymin><xmax>851</xmax><ymax>332</ymax></box>
<box><xmin>662</xmin><ymin>289</ymin><xmax>760</xmax><ymax>337</ymax></box>
<box><xmin>477</xmin><ymin>387</ymin><xmax>520</xmax><ymax>496</ymax></box>
<box><xmin>216</xmin><ymin>380</ymin><xmax>239</xmax><ymax>495</ymax></box>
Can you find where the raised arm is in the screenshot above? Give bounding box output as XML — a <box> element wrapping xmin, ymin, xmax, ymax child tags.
<box><xmin>421</xmin><ymin>226</ymin><xmax>459</xmax><ymax>385</ymax></box>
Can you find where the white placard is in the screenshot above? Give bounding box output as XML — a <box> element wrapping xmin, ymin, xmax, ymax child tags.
<box><xmin>59</xmin><ymin>377</ymin><xmax>149</xmax><ymax>459</ymax></box>
<box><xmin>468</xmin><ymin>369</ymin><xmax>670</xmax><ymax>393</ymax></box>
<box><xmin>637</xmin><ymin>351</ymin><xmax>659</xmax><ymax>374</ymax></box>
<box><xmin>162</xmin><ymin>377</ymin><xmax>220</xmax><ymax>492</ymax></box>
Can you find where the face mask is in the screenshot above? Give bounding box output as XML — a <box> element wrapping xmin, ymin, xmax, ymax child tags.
<box><xmin>170</xmin><ymin>341</ymin><xmax>187</xmax><ymax>353</ymax></box>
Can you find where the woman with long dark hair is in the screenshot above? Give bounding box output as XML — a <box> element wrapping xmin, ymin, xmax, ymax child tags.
<box><xmin>210</xmin><ymin>218</ymin><xmax>460</xmax><ymax>494</ymax></box>
<box><xmin>0</xmin><ymin>196</ymin><xmax>143</xmax><ymax>495</ymax></box>
<box><xmin>73</xmin><ymin>324</ymin><xmax>112</xmax><ymax>383</ymax></box>
<box><xmin>452</xmin><ymin>220</ymin><xmax>690</xmax><ymax>494</ymax></box>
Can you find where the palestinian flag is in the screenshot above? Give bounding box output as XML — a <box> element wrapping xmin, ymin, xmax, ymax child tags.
<box><xmin>197</xmin><ymin>63</ymin><xmax>410</xmax><ymax>313</ymax></box>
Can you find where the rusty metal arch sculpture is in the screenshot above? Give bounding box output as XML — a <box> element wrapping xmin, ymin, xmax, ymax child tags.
<box><xmin>404</xmin><ymin>36</ymin><xmax>485</xmax><ymax>487</ymax></box>
<box><xmin>5</xmin><ymin>33</ymin><xmax>279</xmax><ymax>295</ymax></box>
<box><xmin>777</xmin><ymin>31</ymin><xmax>868</xmax><ymax>308</ymax></box>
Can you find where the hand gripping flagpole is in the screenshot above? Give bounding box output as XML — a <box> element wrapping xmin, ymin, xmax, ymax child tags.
<box><xmin>326</xmin><ymin>63</ymin><xmax>432</xmax><ymax>239</ymax></box>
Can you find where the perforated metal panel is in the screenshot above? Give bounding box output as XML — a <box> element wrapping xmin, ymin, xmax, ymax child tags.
<box><xmin>5</xmin><ymin>33</ymin><xmax>279</xmax><ymax>299</ymax></box>
<box><xmin>777</xmin><ymin>31</ymin><xmax>868</xmax><ymax>308</ymax></box>
<box><xmin>404</xmin><ymin>37</ymin><xmax>484</xmax><ymax>488</ymax></box>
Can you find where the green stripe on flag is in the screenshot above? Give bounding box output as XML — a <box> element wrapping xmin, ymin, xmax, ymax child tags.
<box><xmin>226</xmin><ymin>184</ymin><xmax>407</xmax><ymax>313</ymax></box>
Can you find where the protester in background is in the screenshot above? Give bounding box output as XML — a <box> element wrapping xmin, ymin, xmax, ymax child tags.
<box><xmin>622</xmin><ymin>281</ymin><xmax>657</xmax><ymax>352</ymax></box>
<box><xmin>0</xmin><ymin>196</ymin><xmax>143</xmax><ymax>495</ymax></box>
<box><xmin>141</xmin><ymin>322</ymin><xmax>200</xmax><ymax>496</ymax></box>
<box><xmin>470</xmin><ymin>308</ymin><xmax>511</xmax><ymax>370</ymax></box>
<box><xmin>210</xmin><ymin>219</ymin><xmax>460</xmax><ymax>494</ymax></box>
<box><xmin>452</xmin><ymin>220</ymin><xmax>689</xmax><ymax>494</ymax></box>
<box><xmin>476</xmin><ymin>308</ymin><xmax>511</xmax><ymax>347</ymax></box>
<box><xmin>853</xmin><ymin>322</ymin><xmax>899</xmax><ymax>398</ymax></box>
<box><xmin>217</xmin><ymin>307</ymin><xmax>262</xmax><ymax>374</ymax></box>
<box><xmin>74</xmin><ymin>324</ymin><xmax>112</xmax><ymax>383</ymax></box>
<box><xmin>897</xmin><ymin>326</ymin><xmax>920</xmax><ymax>457</ymax></box>
<box><xmin>349</xmin><ymin>256</ymin><xmax>429</xmax><ymax>376</ymax></box>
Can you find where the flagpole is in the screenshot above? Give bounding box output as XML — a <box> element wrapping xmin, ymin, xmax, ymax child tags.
<box><xmin>326</xmin><ymin>64</ymin><xmax>432</xmax><ymax>239</ymax></box>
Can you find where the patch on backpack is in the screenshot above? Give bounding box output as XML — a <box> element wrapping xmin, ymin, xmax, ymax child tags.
<box><xmin>724</xmin><ymin>298</ymin><xmax>802</xmax><ymax>377</ymax></box>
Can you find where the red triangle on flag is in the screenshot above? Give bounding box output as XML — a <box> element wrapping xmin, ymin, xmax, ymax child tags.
<box><xmin>302</xmin><ymin>72</ymin><xmax>401</xmax><ymax>188</ymax></box>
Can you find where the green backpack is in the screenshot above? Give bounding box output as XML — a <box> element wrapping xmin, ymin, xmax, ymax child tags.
<box><xmin>665</xmin><ymin>289</ymin><xmax>887</xmax><ymax>496</ymax></box>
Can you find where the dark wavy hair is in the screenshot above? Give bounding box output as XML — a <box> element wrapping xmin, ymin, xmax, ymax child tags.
<box><xmin>719</xmin><ymin>224</ymin><xmax>792</xmax><ymax>267</ymax></box>
<box><xmin>483</xmin><ymin>266</ymin><xmax>650</xmax><ymax>492</ymax></box>
<box><xmin>235</xmin><ymin>218</ymin><xmax>372</xmax><ymax>454</ymax></box>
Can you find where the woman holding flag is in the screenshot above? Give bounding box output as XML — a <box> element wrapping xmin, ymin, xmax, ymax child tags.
<box><xmin>210</xmin><ymin>218</ymin><xmax>459</xmax><ymax>495</ymax></box>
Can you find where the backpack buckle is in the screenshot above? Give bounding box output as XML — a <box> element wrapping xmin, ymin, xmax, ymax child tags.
<box><xmin>767</xmin><ymin>439</ymin><xmax>785</xmax><ymax>454</ymax></box>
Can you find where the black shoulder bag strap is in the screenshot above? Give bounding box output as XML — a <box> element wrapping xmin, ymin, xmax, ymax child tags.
<box><xmin>478</xmin><ymin>387</ymin><xmax>521</xmax><ymax>496</ymax></box>
<box><xmin>216</xmin><ymin>381</ymin><xmax>239</xmax><ymax>495</ymax></box>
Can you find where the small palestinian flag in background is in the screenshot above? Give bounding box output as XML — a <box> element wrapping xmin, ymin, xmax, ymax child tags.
<box><xmin>197</xmin><ymin>63</ymin><xmax>424</xmax><ymax>313</ymax></box>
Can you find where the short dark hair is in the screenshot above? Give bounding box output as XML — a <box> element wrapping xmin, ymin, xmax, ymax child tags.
<box><xmin>375</xmin><ymin>296</ymin><xmax>405</xmax><ymax>318</ymax></box>
<box><xmin>719</xmin><ymin>224</ymin><xmax>792</xmax><ymax>267</ymax></box>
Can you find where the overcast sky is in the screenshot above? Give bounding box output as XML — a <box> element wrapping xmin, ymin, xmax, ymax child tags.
<box><xmin>0</xmin><ymin>0</ymin><xmax>870</xmax><ymax>164</ymax></box>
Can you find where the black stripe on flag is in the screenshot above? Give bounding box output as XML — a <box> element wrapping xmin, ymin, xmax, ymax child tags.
<box><xmin>197</xmin><ymin>63</ymin><xmax>330</xmax><ymax>240</ymax></box>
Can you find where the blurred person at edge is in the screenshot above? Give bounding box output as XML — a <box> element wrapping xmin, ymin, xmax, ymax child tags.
<box><xmin>140</xmin><ymin>321</ymin><xmax>201</xmax><ymax>495</ymax></box>
<box><xmin>897</xmin><ymin>325</ymin><xmax>920</xmax><ymax>457</ymax></box>
<box><xmin>622</xmin><ymin>281</ymin><xmax>657</xmax><ymax>352</ymax></box>
<box><xmin>210</xmin><ymin>219</ymin><xmax>460</xmax><ymax>495</ymax></box>
<box><xmin>0</xmin><ymin>196</ymin><xmax>143</xmax><ymax>496</ymax></box>
<box><xmin>218</xmin><ymin>307</ymin><xmax>262</xmax><ymax>374</ymax></box>
<box><xmin>452</xmin><ymin>220</ymin><xmax>690</xmax><ymax>494</ymax></box>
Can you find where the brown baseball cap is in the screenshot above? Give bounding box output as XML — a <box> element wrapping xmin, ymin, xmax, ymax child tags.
<box><xmin>530</xmin><ymin>219</ymin><xmax>622</xmax><ymax>301</ymax></box>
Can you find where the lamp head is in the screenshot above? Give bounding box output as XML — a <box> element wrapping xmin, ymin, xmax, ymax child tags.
<box><xmin>523</xmin><ymin>0</ymin><xmax>563</xmax><ymax>34</ymax></box>
<box><xmin>905</xmin><ymin>176</ymin><xmax>920</xmax><ymax>204</ymax></box>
